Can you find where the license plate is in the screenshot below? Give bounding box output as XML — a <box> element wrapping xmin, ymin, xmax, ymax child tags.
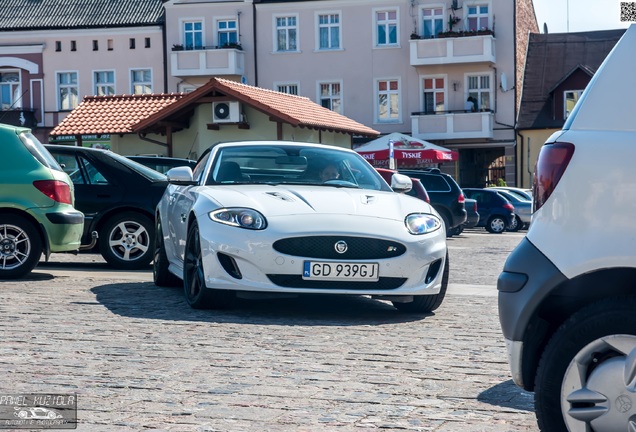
<box><xmin>302</xmin><ymin>261</ymin><xmax>379</xmax><ymax>281</ymax></box>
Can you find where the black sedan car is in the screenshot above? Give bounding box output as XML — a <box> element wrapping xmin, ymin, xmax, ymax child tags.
<box><xmin>46</xmin><ymin>145</ymin><xmax>169</xmax><ymax>269</ymax></box>
<box><xmin>462</xmin><ymin>188</ymin><xmax>515</xmax><ymax>234</ymax></box>
<box><xmin>125</xmin><ymin>155</ymin><xmax>197</xmax><ymax>174</ymax></box>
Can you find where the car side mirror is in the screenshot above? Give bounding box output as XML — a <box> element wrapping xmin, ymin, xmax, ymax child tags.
<box><xmin>391</xmin><ymin>173</ymin><xmax>412</xmax><ymax>193</ymax></box>
<box><xmin>166</xmin><ymin>166</ymin><xmax>197</xmax><ymax>185</ymax></box>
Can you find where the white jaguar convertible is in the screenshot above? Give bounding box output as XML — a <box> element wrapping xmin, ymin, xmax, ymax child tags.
<box><xmin>153</xmin><ymin>141</ymin><xmax>449</xmax><ymax>312</ymax></box>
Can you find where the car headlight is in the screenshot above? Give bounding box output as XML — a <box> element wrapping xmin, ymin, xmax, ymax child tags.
<box><xmin>209</xmin><ymin>208</ymin><xmax>267</xmax><ymax>230</ymax></box>
<box><xmin>405</xmin><ymin>213</ymin><xmax>442</xmax><ymax>235</ymax></box>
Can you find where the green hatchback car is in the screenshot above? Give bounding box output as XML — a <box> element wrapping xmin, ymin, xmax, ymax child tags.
<box><xmin>0</xmin><ymin>124</ymin><xmax>84</xmax><ymax>279</ymax></box>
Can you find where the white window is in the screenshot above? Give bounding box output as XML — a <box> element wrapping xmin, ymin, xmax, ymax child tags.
<box><xmin>375</xmin><ymin>9</ymin><xmax>398</xmax><ymax>46</ymax></box>
<box><xmin>184</xmin><ymin>21</ymin><xmax>204</xmax><ymax>50</ymax></box>
<box><xmin>218</xmin><ymin>19</ymin><xmax>238</xmax><ymax>47</ymax></box>
<box><xmin>318</xmin><ymin>13</ymin><xmax>340</xmax><ymax>50</ymax></box>
<box><xmin>319</xmin><ymin>82</ymin><xmax>342</xmax><ymax>113</ymax></box>
<box><xmin>276</xmin><ymin>83</ymin><xmax>299</xmax><ymax>95</ymax></box>
<box><xmin>564</xmin><ymin>89</ymin><xmax>584</xmax><ymax>118</ymax></box>
<box><xmin>422</xmin><ymin>77</ymin><xmax>445</xmax><ymax>113</ymax></box>
<box><xmin>57</xmin><ymin>71</ymin><xmax>78</xmax><ymax>111</ymax></box>
<box><xmin>275</xmin><ymin>15</ymin><xmax>298</xmax><ymax>52</ymax></box>
<box><xmin>376</xmin><ymin>79</ymin><xmax>400</xmax><ymax>122</ymax></box>
<box><xmin>0</xmin><ymin>71</ymin><xmax>21</xmax><ymax>109</ymax></box>
<box><xmin>467</xmin><ymin>5</ymin><xmax>490</xmax><ymax>31</ymax></box>
<box><xmin>131</xmin><ymin>69</ymin><xmax>152</xmax><ymax>94</ymax></box>
<box><xmin>467</xmin><ymin>74</ymin><xmax>491</xmax><ymax>111</ymax></box>
<box><xmin>94</xmin><ymin>71</ymin><xmax>115</xmax><ymax>96</ymax></box>
<box><xmin>422</xmin><ymin>7</ymin><xmax>444</xmax><ymax>38</ymax></box>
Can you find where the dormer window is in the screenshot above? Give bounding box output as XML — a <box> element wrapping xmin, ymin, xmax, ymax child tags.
<box><xmin>564</xmin><ymin>89</ymin><xmax>584</xmax><ymax>119</ymax></box>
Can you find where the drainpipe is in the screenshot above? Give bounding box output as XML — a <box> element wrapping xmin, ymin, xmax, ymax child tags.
<box><xmin>253</xmin><ymin>2</ymin><xmax>259</xmax><ymax>86</ymax></box>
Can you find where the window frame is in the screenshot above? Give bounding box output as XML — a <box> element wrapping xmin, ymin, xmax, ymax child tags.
<box><xmin>0</xmin><ymin>70</ymin><xmax>22</xmax><ymax>110</ymax></box>
<box><xmin>466</xmin><ymin>3</ymin><xmax>491</xmax><ymax>31</ymax></box>
<box><xmin>420</xmin><ymin>75</ymin><xmax>446</xmax><ymax>114</ymax></box>
<box><xmin>182</xmin><ymin>19</ymin><xmax>205</xmax><ymax>50</ymax></box>
<box><xmin>420</xmin><ymin>6</ymin><xmax>445</xmax><ymax>38</ymax></box>
<box><xmin>216</xmin><ymin>17</ymin><xmax>239</xmax><ymax>48</ymax></box>
<box><xmin>56</xmin><ymin>71</ymin><xmax>79</xmax><ymax>111</ymax></box>
<box><xmin>93</xmin><ymin>70</ymin><xmax>115</xmax><ymax>96</ymax></box>
<box><xmin>130</xmin><ymin>68</ymin><xmax>153</xmax><ymax>95</ymax></box>
<box><xmin>564</xmin><ymin>89</ymin><xmax>584</xmax><ymax>119</ymax></box>
<box><xmin>465</xmin><ymin>71</ymin><xmax>493</xmax><ymax>112</ymax></box>
<box><xmin>317</xmin><ymin>80</ymin><xmax>343</xmax><ymax>114</ymax></box>
<box><xmin>375</xmin><ymin>77</ymin><xmax>401</xmax><ymax>123</ymax></box>
<box><xmin>273</xmin><ymin>14</ymin><xmax>299</xmax><ymax>53</ymax></box>
<box><xmin>373</xmin><ymin>8</ymin><xmax>399</xmax><ymax>48</ymax></box>
<box><xmin>316</xmin><ymin>11</ymin><xmax>342</xmax><ymax>51</ymax></box>
<box><xmin>274</xmin><ymin>82</ymin><xmax>300</xmax><ymax>95</ymax></box>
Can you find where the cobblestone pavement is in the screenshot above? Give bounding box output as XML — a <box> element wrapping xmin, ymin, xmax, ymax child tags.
<box><xmin>0</xmin><ymin>229</ymin><xmax>538</xmax><ymax>431</ymax></box>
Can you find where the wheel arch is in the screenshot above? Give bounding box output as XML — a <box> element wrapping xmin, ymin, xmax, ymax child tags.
<box><xmin>520</xmin><ymin>266</ymin><xmax>636</xmax><ymax>391</ymax></box>
<box><xmin>94</xmin><ymin>206</ymin><xmax>154</xmax><ymax>238</ymax></box>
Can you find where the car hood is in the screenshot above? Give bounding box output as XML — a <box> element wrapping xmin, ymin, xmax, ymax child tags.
<box><xmin>195</xmin><ymin>184</ymin><xmax>434</xmax><ymax>220</ymax></box>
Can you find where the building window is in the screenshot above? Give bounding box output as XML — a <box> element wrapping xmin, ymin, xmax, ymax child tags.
<box><xmin>318</xmin><ymin>13</ymin><xmax>340</xmax><ymax>50</ymax></box>
<box><xmin>94</xmin><ymin>71</ymin><xmax>115</xmax><ymax>96</ymax></box>
<box><xmin>92</xmin><ymin>40</ymin><xmax>98</xmax><ymax>51</ymax></box>
<box><xmin>275</xmin><ymin>16</ymin><xmax>298</xmax><ymax>52</ymax></box>
<box><xmin>564</xmin><ymin>89</ymin><xmax>584</xmax><ymax>118</ymax></box>
<box><xmin>467</xmin><ymin>74</ymin><xmax>491</xmax><ymax>111</ymax></box>
<box><xmin>422</xmin><ymin>7</ymin><xmax>444</xmax><ymax>38</ymax></box>
<box><xmin>129</xmin><ymin>38</ymin><xmax>136</xmax><ymax>49</ymax></box>
<box><xmin>55</xmin><ymin>41</ymin><xmax>61</xmax><ymax>52</ymax></box>
<box><xmin>276</xmin><ymin>83</ymin><xmax>298</xmax><ymax>95</ymax></box>
<box><xmin>422</xmin><ymin>77</ymin><xmax>445</xmax><ymax>113</ymax></box>
<box><xmin>375</xmin><ymin>10</ymin><xmax>398</xmax><ymax>46</ymax></box>
<box><xmin>319</xmin><ymin>82</ymin><xmax>341</xmax><ymax>113</ymax></box>
<box><xmin>0</xmin><ymin>71</ymin><xmax>21</xmax><ymax>110</ymax></box>
<box><xmin>57</xmin><ymin>72</ymin><xmax>78</xmax><ymax>111</ymax></box>
<box><xmin>107</xmin><ymin>39</ymin><xmax>113</xmax><ymax>51</ymax></box>
<box><xmin>70</xmin><ymin>41</ymin><xmax>77</xmax><ymax>51</ymax></box>
<box><xmin>218</xmin><ymin>19</ymin><xmax>238</xmax><ymax>47</ymax></box>
<box><xmin>145</xmin><ymin>37</ymin><xmax>151</xmax><ymax>48</ymax></box>
<box><xmin>184</xmin><ymin>21</ymin><xmax>204</xmax><ymax>50</ymax></box>
<box><xmin>131</xmin><ymin>69</ymin><xmax>152</xmax><ymax>94</ymax></box>
<box><xmin>377</xmin><ymin>79</ymin><xmax>400</xmax><ymax>122</ymax></box>
<box><xmin>467</xmin><ymin>5</ymin><xmax>490</xmax><ymax>31</ymax></box>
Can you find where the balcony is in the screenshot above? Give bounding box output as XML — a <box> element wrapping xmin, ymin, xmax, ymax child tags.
<box><xmin>409</xmin><ymin>32</ymin><xmax>495</xmax><ymax>66</ymax></box>
<box><xmin>171</xmin><ymin>46</ymin><xmax>245</xmax><ymax>78</ymax></box>
<box><xmin>411</xmin><ymin>110</ymin><xmax>494</xmax><ymax>140</ymax></box>
<box><xmin>0</xmin><ymin>109</ymin><xmax>38</xmax><ymax>128</ymax></box>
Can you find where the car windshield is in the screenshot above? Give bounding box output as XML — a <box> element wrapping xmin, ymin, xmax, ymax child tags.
<box><xmin>108</xmin><ymin>152</ymin><xmax>167</xmax><ymax>181</ymax></box>
<box><xmin>206</xmin><ymin>144</ymin><xmax>391</xmax><ymax>191</ymax></box>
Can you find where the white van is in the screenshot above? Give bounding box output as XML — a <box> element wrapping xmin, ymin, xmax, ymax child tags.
<box><xmin>498</xmin><ymin>24</ymin><xmax>636</xmax><ymax>431</ymax></box>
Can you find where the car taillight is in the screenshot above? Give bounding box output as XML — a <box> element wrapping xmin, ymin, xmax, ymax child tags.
<box><xmin>472</xmin><ymin>201</ymin><xmax>478</xmax><ymax>212</ymax></box>
<box><xmin>503</xmin><ymin>203</ymin><xmax>514</xmax><ymax>212</ymax></box>
<box><xmin>532</xmin><ymin>142</ymin><xmax>575</xmax><ymax>212</ymax></box>
<box><xmin>33</xmin><ymin>180</ymin><xmax>72</xmax><ymax>205</ymax></box>
<box><xmin>458</xmin><ymin>192</ymin><xmax>465</xmax><ymax>204</ymax></box>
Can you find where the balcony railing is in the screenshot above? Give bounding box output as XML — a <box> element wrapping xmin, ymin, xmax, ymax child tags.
<box><xmin>409</xmin><ymin>32</ymin><xmax>495</xmax><ymax>66</ymax></box>
<box><xmin>171</xmin><ymin>46</ymin><xmax>245</xmax><ymax>78</ymax></box>
<box><xmin>0</xmin><ymin>109</ymin><xmax>38</xmax><ymax>128</ymax></box>
<box><xmin>410</xmin><ymin>109</ymin><xmax>494</xmax><ymax>140</ymax></box>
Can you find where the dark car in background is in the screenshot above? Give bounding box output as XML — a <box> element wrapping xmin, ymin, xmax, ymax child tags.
<box><xmin>462</xmin><ymin>188</ymin><xmax>515</xmax><ymax>233</ymax></box>
<box><xmin>399</xmin><ymin>168</ymin><xmax>466</xmax><ymax>237</ymax></box>
<box><xmin>450</xmin><ymin>197</ymin><xmax>479</xmax><ymax>235</ymax></box>
<box><xmin>126</xmin><ymin>155</ymin><xmax>197</xmax><ymax>174</ymax></box>
<box><xmin>46</xmin><ymin>145</ymin><xmax>169</xmax><ymax>269</ymax></box>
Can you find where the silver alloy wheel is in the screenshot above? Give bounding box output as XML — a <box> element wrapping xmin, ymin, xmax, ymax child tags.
<box><xmin>562</xmin><ymin>334</ymin><xmax>636</xmax><ymax>431</ymax></box>
<box><xmin>0</xmin><ymin>224</ymin><xmax>31</xmax><ymax>270</ymax></box>
<box><xmin>107</xmin><ymin>220</ymin><xmax>150</xmax><ymax>262</ymax></box>
<box><xmin>490</xmin><ymin>217</ymin><xmax>506</xmax><ymax>233</ymax></box>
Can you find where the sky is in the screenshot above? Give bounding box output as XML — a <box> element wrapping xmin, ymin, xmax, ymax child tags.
<box><xmin>533</xmin><ymin>0</ymin><xmax>632</xmax><ymax>33</ymax></box>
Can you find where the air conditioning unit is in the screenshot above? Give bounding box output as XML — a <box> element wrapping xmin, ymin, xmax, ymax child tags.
<box><xmin>212</xmin><ymin>101</ymin><xmax>240</xmax><ymax>123</ymax></box>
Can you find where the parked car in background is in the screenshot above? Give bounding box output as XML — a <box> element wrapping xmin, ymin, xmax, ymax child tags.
<box><xmin>399</xmin><ymin>168</ymin><xmax>466</xmax><ymax>237</ymax></box>
<box><xmin>462</xmin><ymin>188</ymin><xmax>515</xmax><ymax>233</ymax></box>
<box><xmin>0</xmin><ymin>124</ymin><xmax>84</xmax><ymax>279</ymax></box>
<box><xmin>490</xmin><ymin>186</ymin><xmax>532</xmax><ymax>202</ymax></box>
<box><xmin>46</xmin><ymin>145</ymin><xmax>169</xmax><ymax>269</ymax></box>
<box><xmin>493</xmin><ymin>189</ymin><xmax>532</xmax><ymax>231</ymax></box>
<box><xmin>449</xmin><ymin>197</ymin><xmax>479</xmax><ymax>235</ymax></box>
<box><xmin>375</xmin><ymin>168</ymin><xmax>430</xmax><ymax>203</ymax></box>
<box><xmin>155</xmin><ymin>141</ymin><xmax>449</xmax><ymax>313</ymax></box>
<box><xmin>498</xmin><ymin>25</ymin><xmax>636</xmax><ymax>432</ymax></box>
<box><xmin>126</xmin><ymin>155</ymin><xmax>197</xmax><ymax>174</ymax></box>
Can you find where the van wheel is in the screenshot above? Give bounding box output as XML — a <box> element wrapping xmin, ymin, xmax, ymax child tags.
<box><xmin>0</xmin><ymin>215</ymin><xmax>42</xmax><ymax>279</ymax></box>
<box><xmin>99</xmin><ymin>212</ymin><xmax>154</xmax><ymax>270</ymax></box>
<box><xmin>486</xmin><ymin>216</ymin><xmax>506</xmax><ymax>233</ymax></box>
<box><xmin>535</xmin><ymin>298</ymin><xmax>636</xmax><ymax>432</ymax></box>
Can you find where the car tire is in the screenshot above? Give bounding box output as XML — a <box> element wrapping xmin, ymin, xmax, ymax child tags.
<box><xmin>485</xmin><ymin>216</ymin><xmax>506</xmax><ymax>233</ymax></box>
<box><xmin>507</xmin><ymin>216</ymin><xmax>521</xmax><ymax>232</ymax></box>
<box><xmin>392</xmin><ymin>252</ymin><xmax>449</xmax><ymax>313</ymax></box>
<box><xmin>99</xmin><ymin>212</ymin><xmax>154</xmax><ymax>270</ymax></box>
<box><xmin>438</xmin><ymin>211</ymin><xmax>453</xmax><ymax>237</ymax></box>
<box><xmin>535</xmin><ymin>297</ymin><xmax>636</xmax><ymax>432</ymax></box>
<box><xmin>153</xmin><ymin>217</ymin><xmax>181</xmax><ymax>287</ymax></box>
<box><xmin>0</xmin><ymin>215</ymin><xmax>42</xmax><ymax>279</ymax></box>
<box><xmin>183</xmin><ymin>221</ymin><xmax>235</xmax><ymax>310</ymax></box>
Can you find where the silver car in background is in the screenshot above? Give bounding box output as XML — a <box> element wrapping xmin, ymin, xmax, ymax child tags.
<box><xmin>494</xmin><ymin>189</ymin><xmax>532</xmax><ymax>231</ymax></box>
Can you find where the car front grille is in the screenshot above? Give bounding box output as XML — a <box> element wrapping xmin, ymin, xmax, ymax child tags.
<box><xmin>266</xmin><ymin>275</ymin><xmax>407</xmax><ymax>290</ymax></box>
<box><xmin>272</xmin><ymin>236</ymin><xmax>406</xmax><ymax>260</ymax></box>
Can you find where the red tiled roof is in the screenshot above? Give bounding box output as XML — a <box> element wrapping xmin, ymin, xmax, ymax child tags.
<box><xmin>133</xmin><ymin>78</ymin><xmax>380</xmax><ymax>137</ymax></box>
<box><xmin>49</xmin><ymin>93</ymin><xmax>185</xmax><ymax>137</ymax></box>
